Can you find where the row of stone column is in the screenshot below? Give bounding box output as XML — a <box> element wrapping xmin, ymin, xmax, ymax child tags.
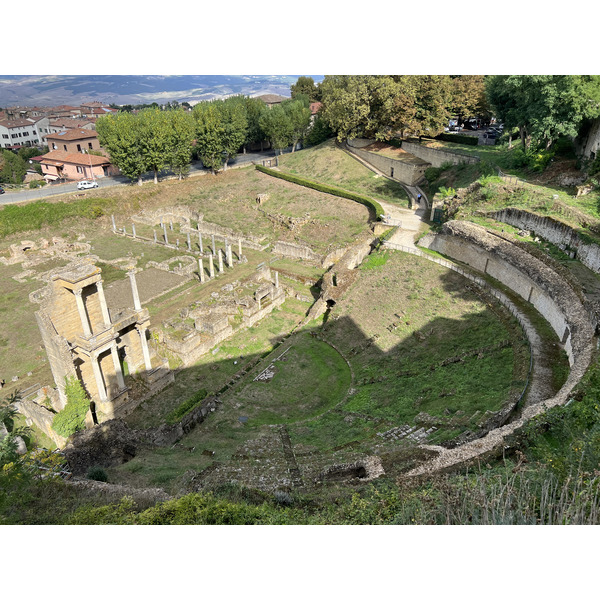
<box><xmin>112</xmin><ymin>216</ymin><xmax>244</xmax><ymax>263</ymax></box>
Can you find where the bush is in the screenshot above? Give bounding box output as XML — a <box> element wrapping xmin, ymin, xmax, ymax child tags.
<box><xmin>86</xmin><ymin>466</ymin><xmax>108</xmax><ymax>482</ymax></box>
<box><xmin>435</xmin><ymin>133</ymin><xmax>479</xmax><ymax>146</ymax></box>
<box><xmin>255</xmin><ymin>165</ymin><xmax>384</xmax><ymax>220</ymax></box>
<box><xmin>52</xmin><ymin>376</ymin><xmax>89</xmax><ymax>438</ymax></box>
<box><xmin>28</xmin><ymin>180</ymin><xmax>46</xmax><ymax>189</ymax></box>
<box><xmin>166</xmin><ymin>388</ymin><xmax>208</xmax><ymax>424</ymax></box>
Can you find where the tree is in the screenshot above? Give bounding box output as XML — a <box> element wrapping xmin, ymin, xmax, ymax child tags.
<box><xmin>243</xmin><ymin>96</ymin><xmax>269</xmax><ymax>152</ymax></box>
<box><xmin>220</xmin><ymin>97</ymin><xmax>248</xmax><ymax>169</ymax></box>
<box><xmin>166</xmin><ymin>109</ymin><xmax>194</xmax><ymax>179</ymax></box>
<box><xmin>450</xmin><ymin>75</ymin><xmax>489</xmax><ymax>125</ymax></box>
<box><xmin>291</xmin><ymin>76</ymin><xmax>320</xmax><ymax>102</ymax></box>
<box><xmin>259</xmin><ymin>103</ymin><xmax>294</xmax><ymax>157</ymax></box>
<box><xmin>486</xmin><ymin>76</ymin><xmax>600</xmax><ymax>150</ymax></box>
<box><xmin>193</xmin><ymin>101</ymin><xmax>226</xmax><ymax>174</ymax></box>
<box><xmin>319</xmin><ymin>75</ymin><xmax>373</xmax><ymax>141</ymax></box>
<box><xmin>0</xmin><ymin>150</ymin><xmax>28</xmax><ymax>184</ymax></box>
<box><xmin>96</xmin><ymin>112</ymin><xmax>146</xmax><ymax>185</ymax></box>
<box><xmin>282</xmin><ymin>99</ymin><xmax>312</xmax><ymax>152</ymax></box>
<box><xmin>137</xmin><ymin>108</ymin><xmax>173</xmax><ymax>184</ymax></box>
<box><xmin>409</xmin><ymin>75</ymin><xmax>453</xmax><ymax>139</ymax></box>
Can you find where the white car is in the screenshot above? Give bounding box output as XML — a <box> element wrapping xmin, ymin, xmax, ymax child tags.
<box><xmin>77</xmin><ymin>180</ymin><xmax>98</xmax><ymax>190</ymax></box>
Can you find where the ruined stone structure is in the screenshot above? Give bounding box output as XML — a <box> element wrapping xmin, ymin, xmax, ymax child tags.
<box><xmin>31</xmin><ymin>261</ymin><xmax>173</xmax><ymax>426</ymax></box>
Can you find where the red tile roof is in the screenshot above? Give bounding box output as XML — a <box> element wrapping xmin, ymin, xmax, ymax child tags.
<box><xmin>39</xmin><ymin>150</ymin><xmax>110</xmax><ymax>166</ymax></box>
<box><xmin>46</xmin><ymin>129</ymin><xmax>98</xmax><ymax>141</ymax></box>
<box><xmin>310</xmin><ymin>102</ymin><xmax>323</xmax><ymax>115</ymax></box>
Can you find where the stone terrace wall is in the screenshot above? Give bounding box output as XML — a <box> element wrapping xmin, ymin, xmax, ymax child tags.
<box><xmin>347</xmin><ymin>139</ymin><xmax>429</xmax><ymax>186</ymax></box>
<box><xmin>419</xmin><ymin>221</ymin><xmax>595</xmax><ymax>367</ymax></box>
<box><xmin>493</xmin><ymin>207</ymin><xmax>600</xmax><ymax>275</ymax></box>
<box><xmin>401</xmin><ymin>141</ymin><xmax>480</xmax><ymax>168</ymax></box>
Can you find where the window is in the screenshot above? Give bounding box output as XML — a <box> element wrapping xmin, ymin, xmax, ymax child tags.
<box><xmin>52</xmin><ymin>143</ymin><xmax>57</xmax><ymax>149</ymax></box>
<box><xmin>63</xmin><ymin>145</ymin><xmax>67</xmax><ymax>151</ymax></box>
<box><xmin>23</xmin><ymin>131</ymin><xmax>29</xmax><ymax>136</ymax></box>
<box><xmin>88</xmin><ymin>142</ymin><xmax>93</xmax><ymax>149</ymax></box>
<box><xmin>76</xmin><ymin>166</ymin><xmax>83</xmax><ymax>173</ymax></box>
<box><xmin>2</xmin><ymin>134</ymin><xmax>7</xmax><ymax>139</ymax></box>
<box><xmin>77</xmin><ymin>144</ymin><xmax>81</xmax><ymax>152</ymax></box>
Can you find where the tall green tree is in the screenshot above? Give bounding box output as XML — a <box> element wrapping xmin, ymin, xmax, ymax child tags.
<box><xmin>166</xmin><ymin>109</ymin><xmax>195</xmax><ymax>179</ymax></box>
<box><xmin>193</xmin><ymin>101</ymin><xmax>226</xmax><ymax>174</ymax></box>
<box><xmin>243</xmin><ymin>96</ymin><xmax>269</xmax><ymax>152</ymax></box>
<box><xmin>291</xmin><ymin>76</ymin><xmax>320</xmax><ymax>102</ymax></box>
<box><xmin>137</xmin><ymin>108</ymin><xmax>173</xmax><ymax>184</ymax></box>
<box><xmin>486</xmin><ymin>75</ymin><xmax>600</xmax><ymax>150</ymax></box>
<box><xmin>409</xmin><ymin>75</ymin><xmax>453</xmax><ymax>139</ymax></box>
<box><xmin>0</xmin><ymin>150</ymin><xmax>28</xmax><ymax>184</ymax></box>
<box><xmin>97</xmin><ymin>112</ymin><xmax>146</xmax><ymax>185</ymax></box>
<box><xmin>282</xmin><ymin>99</ymin><xmax>312</xmax><ymax>152</ymax></box>
<box><xmin>260</xmin><ymin>103</ymin><xmax>294</xmax><ymax>156</ymax></box>
<box><xmin>220</xmin><ymin>97</ymin><xmax>248</xmax><ymax>169</ymax></box>
<box><xmin>450</xmin><ymin>75</ymin><xmax>489</xmax><ymax>125</ymax></box>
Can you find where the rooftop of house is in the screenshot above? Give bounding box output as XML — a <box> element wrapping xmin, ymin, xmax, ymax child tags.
<box><xmin>39</xmin><ymin>150</ymin><xmax>110</xmax><ymax>166</ymax></box>
<box><xmin>45</xmin><ymin>129</ymin><xmax>98</xmax><ymax>141</ymax></box>
<box><xmin>0</xmin><ymin>117</ymin><xmax>38</xmax><ymax>129</ymax></box>
<box><xmin>49</xmin><ymin>118</ymin><xmax>95</xmax><ymax>129</ymax></box>
<box><xmin>255</xmin><ymin>94</ymin><xmax>290</xmax><ymax>104</ymax></box>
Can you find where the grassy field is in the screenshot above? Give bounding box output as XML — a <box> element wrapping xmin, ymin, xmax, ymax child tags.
<box><xmin>277</xmin><ymin>139</ymin><xmax>410</xmax><ymax>206</ymax></box>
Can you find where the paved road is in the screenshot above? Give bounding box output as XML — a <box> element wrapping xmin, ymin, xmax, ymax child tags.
<box><xmin>0</xmin><ymin>149</ymin><xmax>277</xmax><ymax>206</ymax></box>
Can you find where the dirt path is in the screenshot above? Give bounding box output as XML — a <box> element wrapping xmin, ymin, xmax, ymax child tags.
<box><xmin>379</xmin><ymin>199</ymin><xmax>428</xmax><ymax>248</ymax></box>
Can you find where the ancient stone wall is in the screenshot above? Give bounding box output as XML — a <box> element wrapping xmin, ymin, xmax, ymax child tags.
<box><xmin>273</xmin><ymin>240</ymin><xmax>322</xmax><ymax>262</ymax></box>
<box><xmin>401</xmin><ymin>141</ymin><xmax>480</xmax><ymax>168</ymax></box>
<box><xmin>493</xmin><ymin>207</ymin><xmax>600</xmax><ymax>275</ymax></box>
<box><xmin>419</xmin><ymin>221</ymin><xmax>594</xmax><ymax>367</ymax></box>
<box><xmin>347</xmin><ymin>139</ymin><xmax>429</xmax><ymax>186</ymax></box>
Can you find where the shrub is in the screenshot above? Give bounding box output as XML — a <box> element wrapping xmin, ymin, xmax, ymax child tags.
<box><xmin>166</xmin><ymin>388</ymin><xmax>208</xmax><ymax>424</ymax></box>
<box><xmin>435</xmin><ymin>133</ymin><xmax>479</xmax><ymax>146</ymax></box>
<box><xmin>52</xmin><ymin>376</ymin><xmax>89</xmax><ymax>438</ymax></box>
<box><xmin>86</xmin><ymin>466</ymin><xmax>108</xmax><ymax>482</ymax></box>
<box><xmin>28</xmin><ymin>180</ymin><xmax>46</xmax><ymax>189</ymax></box>
<box><xmin>255</xmin><ymin>165</ymin><xmax>384</xmax><ymax>220</ymax></box>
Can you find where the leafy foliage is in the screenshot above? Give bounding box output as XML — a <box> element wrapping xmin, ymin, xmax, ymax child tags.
<box><xmin>166</xmin><ymin>388</ymin><xmax>207</xmax><ymax>424</ymax></box>
<box><xmin>52</xmin><ymin>376</ymin><xmax>89</xmax><ymax>438</ymax></box>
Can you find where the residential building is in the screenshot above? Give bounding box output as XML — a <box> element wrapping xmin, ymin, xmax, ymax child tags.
<box><xmin>0</xmin><ymin>116</ymin><xmax>47</xmax><ymax>149</ymax></box>
<box><xmin>45</xmin><ymin>129</ymin><xmax>101</xmax><ymax>154</ymax></box>
<box><xmin>36</xmin><ymin>150</ymin><xmax>117</xmax><ymax>181</ymax></box>
<box><xmin>255</xmin><ymin>94</ymin><xmax>289</xmax><ymax>108</ymax></box>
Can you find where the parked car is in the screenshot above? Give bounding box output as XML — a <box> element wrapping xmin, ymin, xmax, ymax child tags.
<box><xmin>77</xmin><ymin>180</ymin><xmax>98</xmax><ymax>190</ymax></box>
<box><xmin>0</xmin><ymin>187</ymin><xmax>5</xmax><ymax>194</ymax></box>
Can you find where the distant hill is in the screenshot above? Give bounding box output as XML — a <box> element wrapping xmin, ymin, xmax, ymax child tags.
<box><xmin>0</xmin><ymin>75</ymin><xmax>324</xmax><ymax>107</ymax></box>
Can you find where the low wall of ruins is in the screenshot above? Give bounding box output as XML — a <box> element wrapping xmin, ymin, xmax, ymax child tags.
<box><xmin>401</xmin><ymin>141</ymin><xmax>480</xmax><ymax>168</ymax></box>
<box><xmin>418</xmin><ymin>221</ymin><xmax>595</xmax><ymax>368</ymax></box>
<box><xmin>347</xmin><ymin>139</ymin><xmax>428</xmax><ymax>186</ymax></box>
<box><xmin>273</xmin><ymin>240</ymin><xmax>322</xmax><ymax>262</ymax></box>
<box><xmin>493</xmin><ymin>207</ymin><xmax>600</xmax><ymax>275</ymax></box>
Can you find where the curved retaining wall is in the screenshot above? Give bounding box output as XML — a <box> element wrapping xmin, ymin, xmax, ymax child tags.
<box><xmin>419</xmin><ymin>221</ymin><xmax>594</xmax><ymax>367</ymax></box>
<box><xmin>404</xmin><ymin>220</ymin><xmax>597</xmax><ymax>476</ymax></box>
<box><xmin>493</xmin><ymin>207</ymin><xmax>600</xmax><ymax>275</ymax></box>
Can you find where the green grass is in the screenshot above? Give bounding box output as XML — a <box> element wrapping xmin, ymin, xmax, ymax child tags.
<box><xmin>277</xmin><ymin>139</ymin><xmax>410</xmax><ymax>206</ymax></box>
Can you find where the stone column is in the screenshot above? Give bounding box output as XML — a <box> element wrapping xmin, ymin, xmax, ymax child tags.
<box><xmin>110</xmin><ymin>343</ymin><xmax>126</xmax><ymax>389</ymax></box>
<box><xmin>218</xmin><ymin>249</ymin><xmax>224</xmax><ymax>273</ymax></box>
<box><xmin>238</xmin><ymin>239</ymin><xmax>242</xmax><ymax>259</ymax></box>
<box><xmin>209</xmin><ymin>254</ymin><xmax>215</xmax><ymax>278</ymax></box>
<box><xmin>127</xmin><ymin>270</ymin><xmax>142</xmax><ymax>311</ymax></box>
<box><xmin>274</xmin><ymin>271</ymin><xmax>279</xmax><ymax>288</ymax></box>
<box><xmin>169</xmin><ymin>221</ymin><xmax>173</xmax><ymax>231</ymax></box>
<box><xmin>199</xmin><ymin>258</ymin><xmax>205</xmax><ymax>283</ymax></box>
<box><xmin>137</xmin><ymin>326</ymin><xmax>152</xmax><ymax>371</ymax></box>
<box><xmin>123</xmin><ymin>225</ymin><xmax>127</xmax><ymax>235</ymax></box>
<box><xmin>198</xmin><ymin>231</ymin><xmax>203</xmax><ymax>253</ymax></box>
<box><xmin>90</xmin><ymin>352</ymin><xmax>107</xmax><ymax>401</ymax></box>
<box><xmin>212</xmin><ymin>235</ymin><xmax>216</xmax><ymax>256</ymax></box>
<box><xmin>111</xmin><ymin>215</ymin><xmax>116</xmax><ymax>232</ymax></box>
<box><xmin>176</xmin><ymin>239</ymin><xmax>180</xmax><ymax>248</ymax></box>
<box><xmin>187</xmin><ymin>232</ymin><xmax>191</xmax><ymax>251</ymax></box>
<box><xmin>95</xmin><ymin>280</ymin><xmax>112</xmax><ymax>327</ymax></box>
<box><xmin>163</xmin><ymin>224</ymin><xmax>169</xmax><ymax>245</ymax></box>
<box><xmin>132</xmin><ymin>223</ymin><xmax>137</xmax><ymax>238</ymax></box>
<box><xmin>73</xmin><ymin>288</ymin><xmax>93</xmax><ymax>338</ymax></box>
<box><xmin>227</xmin><ymin>242</ymin><xmax>233</xmax><ymax>267</ymax></box>
<box><xmin>154</xmin><ymin>230</ymin><xmax>158</xmax><ymax>244</ymax></box>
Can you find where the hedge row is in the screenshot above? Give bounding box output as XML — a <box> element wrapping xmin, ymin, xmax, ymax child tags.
<box><xmin>255</xmin><ymin>165</ymin><xmax>384</xmax><ymax>221</ymax></box>
<box><xmin>435</xmin><ymin>133</ymin><xmax>479</xmax><ymax>146</ymax></box>
<box><xmin>166</xmin><ymin>388</ymin><xmax>207</xmax><ymax>425</ymax></box>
